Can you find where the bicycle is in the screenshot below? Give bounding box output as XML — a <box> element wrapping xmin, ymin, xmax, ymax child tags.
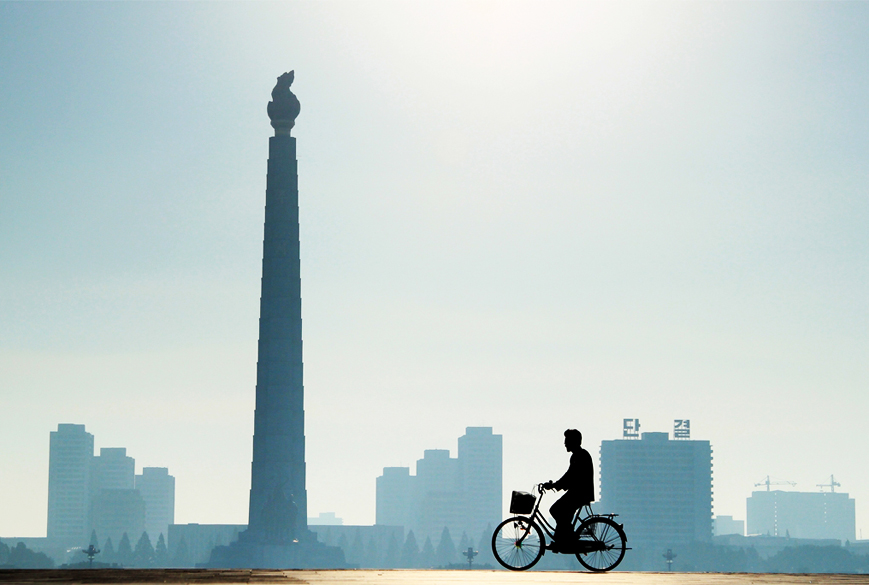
<box><xmin>491</xmin><ymin>483</ymin><xmax>628</xmax><ymax>572</ymax></box>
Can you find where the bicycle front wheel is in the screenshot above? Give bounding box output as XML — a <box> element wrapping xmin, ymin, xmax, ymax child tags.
<box><xmin>575</xmin><ymin>516</ymin><xmax>626</xmax><ymax>572</ymax></box>
<box><xmin>492</xmin><ymin>516</ymin><xmax>545</xmax><ymax>571</ymax></box>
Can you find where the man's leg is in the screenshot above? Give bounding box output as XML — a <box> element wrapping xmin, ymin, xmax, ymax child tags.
<box><xmin>549</xmin><ymin>493</ymin><xmax>580</xmax><ymax>543</ymax></box>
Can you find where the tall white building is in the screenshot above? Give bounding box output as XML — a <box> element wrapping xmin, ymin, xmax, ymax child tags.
<box><xmin>47</xmin><ymin>424</ymin><xmax>94</xmax><ymax>546</ymax></box>
<box><xmin>136</xmin><ymin>467</ymin><xmax>176</xmax><ymax>541</ymax></box>
<box><xmin>599</xmin><ymin>425</ymin><xmax>712</xmax><ymax>569</ymax></box>
<box><xmin>375</xmin><ymin>427</ymin><xmax>502</xmax><ymax>546</ymax></box>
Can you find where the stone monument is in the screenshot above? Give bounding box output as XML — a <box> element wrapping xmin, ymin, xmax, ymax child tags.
<box><xmin>207</xmin><ymin>72</ymin><xmax>345</xmax><ymax>568</ymax></box>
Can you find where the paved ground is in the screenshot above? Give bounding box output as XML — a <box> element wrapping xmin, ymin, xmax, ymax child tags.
<box><xmin>1</xmin><ymin>570</ymin><xmax>868</xmax><ymax>585</ymax></box>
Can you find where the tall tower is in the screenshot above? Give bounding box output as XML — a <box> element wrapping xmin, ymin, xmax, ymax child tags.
<box><xmin>207</xmin><ymin>72</ymin><xmax>343</xmax><ymax>568</ymax></box>
<box><xmin>246</xmin><ymin>70</ymin><xmax>307</xmax><ymax>543</ymax></box>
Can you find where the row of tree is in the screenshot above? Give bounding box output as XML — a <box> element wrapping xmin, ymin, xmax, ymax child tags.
<box><xmin>334</xmin><ymin>526</ymin><xmax>496</xmax><ymax>569</ymax></box>
<box><xmin>84</xmin><ymin>530</ymin><xmax>170</xmax><ymax>568</ymax></box>
<box><xmin>0</xmin><ymin>540</ymin><xmax>54</xmax><ymax>569</ymax></box>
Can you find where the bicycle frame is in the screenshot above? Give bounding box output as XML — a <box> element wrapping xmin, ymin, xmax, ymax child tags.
<box><xmin>519</xmin><ymin>484</ymin><xmax>619</xmax><ymax>547</ymax></box>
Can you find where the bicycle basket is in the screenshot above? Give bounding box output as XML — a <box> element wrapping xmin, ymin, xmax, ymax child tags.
<box><xmin>510</xmin><ymin>490</ymin><xmax>535</xmax><ymax>515</ymax></box>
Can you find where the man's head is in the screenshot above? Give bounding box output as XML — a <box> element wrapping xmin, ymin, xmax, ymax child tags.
<box><xmin>564</xmin><ymin>429</ymin><xmax>582</xmax><ymax>452</ymax></box>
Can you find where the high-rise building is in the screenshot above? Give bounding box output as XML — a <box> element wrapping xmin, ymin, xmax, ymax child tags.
<box><xmin>746</xmin><ymin>490</ymin><xmax>855</xmax><ymax>541</ymax></box>
<box><xmin>91</xmin><ymin>447</ymin><xmax>135</xmax><ymax>491</ymax></box>
<box><xmin>458</xmin><ymin>427</ymin><xmax>502</xmax><ymax>540</ymax></box>
<box><xmin>47</xmin><ymin>424</ymin><xmax>94</xmax><ymax>545</ymax></box>
<box><xmin>45</xmin><ymin>425</ymin><xmax>174</xmax><ymax>552</ymax></box>
<box><xmin>136</xmin><ymin>467</ymin><xmax>176</xmax><ymax>541</ymax></box>
<box><xmin>599</xmin><ymin>428</ymin><xmax>712</xmax><ymax>569</ymax></box>
<box><xmin>375</xmin><ymin>467</ymin><xmax>414</xmax><ymax>529</ymax></box>
<box><xmin>414</xmin><ymin>449</ymin><xmax>462</xmax><ymax>542</ymax></box>
<box><xmin>375</xmin><ymin>427</ymin><xmax>502</xmax><ymax>546</ymax></box>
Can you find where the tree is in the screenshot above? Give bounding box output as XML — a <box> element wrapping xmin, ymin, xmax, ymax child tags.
<box><xmin>171</xmin><ymin>536</ymin><xmax>191</xmax><ymax>568</ymax></box>
<box><xmin>436</xmin><ymin>527</ymin><xmax>456</xmax><ymax>567</ymax></box>
<box><xmin>7</xmin><ymin>542</ymin><xmax>54</xmax><ymax>568</ymax></box>
<box><xmin>400</xmin><ymin>531</ymin><xmax>419</xmax><ymax>568</ymax></box>
<box><xmin>0</xmin><ymin>539</ymin><xmax>10</xmax><ymax>565</ymax></box>
<box><xmin>116</xmin><ymin>533</ymin><xmax>133</xmax><ymax>566</ymax></box>
<box><xmin>364</xmin><ymin>536</ymin><xmax>379</xmax><ymax>568</ymax></box>
<box><xmin>383</xmin><ymin>532</ymin><xmax>400</xmax><ymax>568</ymax></box>
<box><xmin>89</xmin><ymin>530</ymin><xmax>100</xmax><ymax>548</ymax></box>
<box><xmin>418</xmin><ymin>536</ymin><xmax>436</xmax><ymax>568</ymax></box>
<box><xmin>102</xmin><ymin>538</ymin><xmax>115</xmax><ymax>565</ymax></box>
<box><xmin>134</xmin><ymin>532</ymin><xmax>155</xmax><ymax>567</ymax></box>
<box><xmin>154</xmin><ymin>534</ymin><xmax>169</xmax><ymax>567</ymax></box>
<box><xmin>458</xmin><ymin>531</ymin><xmax>470</xmax><ymax>553</ymax></box>
<box><xmin>476</xmin><ymin>525</ymin><xmax>495</xmax><ymax>566</ymax></box>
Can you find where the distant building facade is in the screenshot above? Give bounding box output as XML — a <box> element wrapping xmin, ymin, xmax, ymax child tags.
<box><xmin>375</xmin><ymin>427</ymin><xmax>502</xmax><ymax>546</ymax></box>
<box><xmin>714</xmin><ymin>515</ymin><xmax>745</xmax><ymax>536</ymax></box>
<box><xmin>599</xmin><ymin>421</ymin><xmax>712</xmax><ymax>569</ymax></box>
<box><xmin>746</xmin><ymin>490</ymin><xmax>855</xmax><ymax>541</ymax></box>
<box><xmin>47</xmin><ymin>424</ymin><xmax>95</xmax><ymax>546</ymax></box>
<box><xmin>89</xmin><ymin>489</ymin><xmax>146</xmax><ymax>546</ymax></box>
<box><xmin>136</xmin><ymin>467</ymin><xmax>176</xmax><ymax>541</ymax></box>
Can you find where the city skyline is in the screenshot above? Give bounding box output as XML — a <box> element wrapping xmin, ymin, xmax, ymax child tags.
<box><xmin>2</xmin><ymin>1</ymin><xmax>868</xmax><ymax>540</ymax></box>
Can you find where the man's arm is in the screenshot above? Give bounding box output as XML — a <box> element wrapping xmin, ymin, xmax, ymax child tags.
<box><xmin>549</xmin><ymin>454</ymin><xmax>578</xmax><ymax>491</ymax></box>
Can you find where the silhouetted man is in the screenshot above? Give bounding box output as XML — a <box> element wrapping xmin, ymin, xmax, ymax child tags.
<box><xmin>543</xmin><ymin>429</ymin><xmax>594</xmax><ymax>546</ymax></box>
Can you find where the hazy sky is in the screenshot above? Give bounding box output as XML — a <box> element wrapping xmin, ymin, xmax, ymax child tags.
<box><xmin>1</xmin><ymin>1</ymin><xmax>868</xmax><ymax>539</ymax></box>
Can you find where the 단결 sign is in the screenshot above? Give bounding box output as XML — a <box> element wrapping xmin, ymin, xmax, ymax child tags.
<box><xmin>674</xmin><ymin>419</ymin><xmax>690</xmax><ymax>439</ymax></box>
<box><xmin>623</xmin><ymin>418</ymin><xmax>640</xmax><ymax>439</ymax></box>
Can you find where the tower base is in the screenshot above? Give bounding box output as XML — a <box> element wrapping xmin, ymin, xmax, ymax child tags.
<box><xmin>204</xmin><ymin>530</ymin><xmax>347</xmax><ymax>569</ymax></box>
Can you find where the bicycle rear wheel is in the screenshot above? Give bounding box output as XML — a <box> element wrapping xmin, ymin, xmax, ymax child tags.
<box><xmin>575</xmin><ymin>516</ymin><xmax>626</xmax><ymax>572</ymax></box>
<box><xmin>492</xmin><ymin>516</ymin><xmax>545</xmax><ymax>571</ymax></box>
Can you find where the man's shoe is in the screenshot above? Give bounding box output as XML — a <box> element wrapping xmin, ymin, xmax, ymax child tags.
<box><xmin>548</xmin><ymin>538</ymin><xmax>577</xmax><ymax>554</ymax></box>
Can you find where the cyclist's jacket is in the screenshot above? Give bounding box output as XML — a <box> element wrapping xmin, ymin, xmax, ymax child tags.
<box><xmin>552</xmin><ymin>447</ymin><xmax>595</xmax><ymax>503</ymax></box>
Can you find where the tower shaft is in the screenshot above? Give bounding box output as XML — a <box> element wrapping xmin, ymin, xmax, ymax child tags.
<box><xmin>247</xmin><ymin>133</ymin><xmax>307</xmax><ymax>541</ymax></box>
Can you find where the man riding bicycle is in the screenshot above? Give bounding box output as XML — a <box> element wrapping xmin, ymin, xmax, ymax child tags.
<box><xmin>542</xmin><ymin>429</ymin><xmax>594</xmax><ymax>550</ymax></box>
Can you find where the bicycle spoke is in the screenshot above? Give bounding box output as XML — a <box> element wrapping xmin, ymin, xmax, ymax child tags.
<box><xmin>492</xmin><ymin>517</ymin><xmax>545</xmax><ymax>571</ymax></box>
<box><xmin>575</xmin><ymin>517</ymin><xmax>626</xmax><ymax>572</ymax></box>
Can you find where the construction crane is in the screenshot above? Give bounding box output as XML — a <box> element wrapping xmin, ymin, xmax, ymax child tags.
<box><xmin>755</xmin><ymin>476</ymin><xmax>796</xmax><ymax>491</ymax></box>
<box><xmin>817</xmin><ymin>475</ymin><xmax>841</xmax><ymax>492</ymax></box>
